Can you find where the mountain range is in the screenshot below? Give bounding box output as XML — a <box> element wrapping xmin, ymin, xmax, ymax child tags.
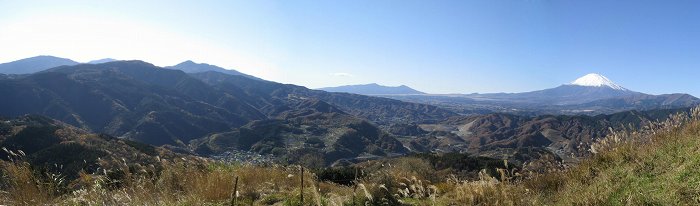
<box><xmin>319</xmin><ymin>83</ymin><xmax>425</xmax><ymax>95</ymax></box>
<box><xmin>0</xmin><ymin>56</ymin><xmax>258</xmax><ymax>79</ymax></box>
<box><xmin>0</xmin><ymin>56</ymin><xmax>697</xmax><ymax>166</ymax></box>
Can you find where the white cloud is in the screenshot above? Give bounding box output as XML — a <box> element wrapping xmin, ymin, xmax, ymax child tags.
<box><xmin>330</xmin><ymin>72</ymin><xmax>354</xmax><ymax>77</ymax></box>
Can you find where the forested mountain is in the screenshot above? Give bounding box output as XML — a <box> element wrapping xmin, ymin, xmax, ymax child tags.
<box><xmin>0</xmin><ymin>60</ymin><xmax>454</xmax><ymax>164</ymax></box>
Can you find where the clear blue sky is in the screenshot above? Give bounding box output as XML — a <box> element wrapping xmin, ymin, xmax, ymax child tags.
<box><xmin>1</xmin><ymin>0</ymin><xmax>699</xmax><ymax>95</ymax></box>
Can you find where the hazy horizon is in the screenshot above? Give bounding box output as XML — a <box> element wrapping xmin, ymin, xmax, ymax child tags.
<box><xmin>1</xmin><ymin>0</ymin><xmax>699</xmax><ymax>96</ymax></box>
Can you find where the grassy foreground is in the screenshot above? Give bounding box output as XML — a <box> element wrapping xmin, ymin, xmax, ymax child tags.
<box><xmin>3</xmin><ymin>108</ymin><xmax>700</xmax><ymax>205</ymax></box>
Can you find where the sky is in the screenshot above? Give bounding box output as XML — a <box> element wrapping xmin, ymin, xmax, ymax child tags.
<box><xmin>1</xmin><ymin>0</ymin><xmax>699</xmax><ymax>95</ymax></box>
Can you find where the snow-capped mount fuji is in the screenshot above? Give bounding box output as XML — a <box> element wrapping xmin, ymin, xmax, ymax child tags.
<box><xmin>384</xmin><ymin>73</ymin><xmax>699</xmax><ymax>115</ymax></box>
<box><xmin>461</xmin><ymin>73</ymin><xmax>640</xmax><ymax>105</ymax></box>
<box><xmin>569</xmin><ymin>73</ymin><xmax>628</xmax><ymax>91</ymax></box>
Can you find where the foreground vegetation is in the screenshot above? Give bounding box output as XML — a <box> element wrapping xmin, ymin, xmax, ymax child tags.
<box><xmin>2</xmin><ymin>107</ymin><xmax>700</xmax><ymax>205</ymax></box>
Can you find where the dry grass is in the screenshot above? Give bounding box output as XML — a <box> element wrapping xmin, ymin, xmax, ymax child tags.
<box><xmin>438</xmin><ymin>171</ymin><xmax>536</xmax><ymax>206</ymax></box>
<box><xmin>0</xmin><ymin>156</ymin><xmax>355</xmax><ymax>205</ymax></box>
<box><xmin>58</xmin><ymin>161</ymin><xmax>354</xmax><ymax>205</ymax></box>
<box><xmin>0</xmin><ymin>160</ymin><xmax>52</xmax><ymax>205</ymax></box>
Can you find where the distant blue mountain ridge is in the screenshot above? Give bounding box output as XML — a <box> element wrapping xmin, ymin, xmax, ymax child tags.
<box><xmin>319</xmin><ymin>83</ymin><xmax>426</xmax><ymax>95</ymax></box>
<box><xmin>0</xmin><ymin>56</ymin><xmax>261</xmax><ymax>81</ymax></box>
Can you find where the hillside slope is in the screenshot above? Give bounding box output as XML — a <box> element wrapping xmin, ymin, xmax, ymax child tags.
<box><xmin>526</xmin><ymin>108</ymin><xmax>700</xmax><ymax>205</ymax></box>
<box><xmin>0</xmin><ymin>115</ymin><xmax>189</xmax><ymax>180</ymax></box>
<box><xmin>403</xmin><ymin>108</ymin><xmax>690</xmax><ymax>163</ymax></box>
<box><xmin>445</xmin><ymin>107</ymin><xmax>700</xmax><ymax>205</ymax></box>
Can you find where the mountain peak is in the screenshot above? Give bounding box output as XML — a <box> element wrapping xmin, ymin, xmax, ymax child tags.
<box><xmin>570</xmin><ymin>73</ymin><xmax>627</xmax><ymax>90</ymax></box>
<box><xmin>167</xmin><ymin>60</ymin><xmax>262</xmax><ymax>80</ymax></box>
<box><xmin>0</xmin><ymin>55</ymin><xmax>79</xmax><ymax>74</ymax></box>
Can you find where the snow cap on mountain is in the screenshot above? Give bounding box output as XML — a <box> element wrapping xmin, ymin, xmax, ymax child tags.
<box><xmin>570</xmin><ymin>73</ymin><xmax>627</xmax><ymax>91</ymax></box>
